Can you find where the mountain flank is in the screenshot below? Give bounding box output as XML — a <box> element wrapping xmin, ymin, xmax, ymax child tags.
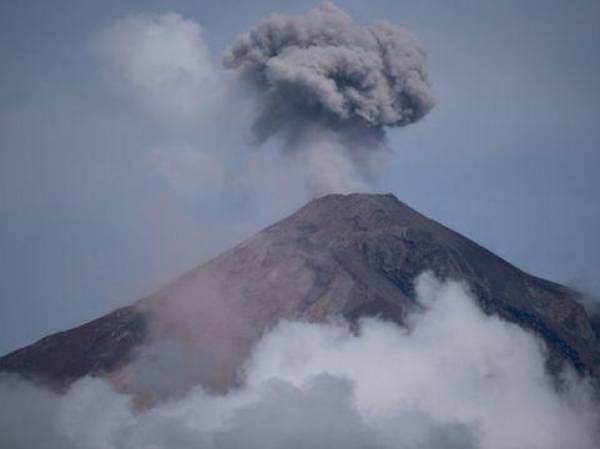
<box><xmin>1</xmin><ymin>193</ymin><xmax>598</xmax><ymax>395</ymax></box>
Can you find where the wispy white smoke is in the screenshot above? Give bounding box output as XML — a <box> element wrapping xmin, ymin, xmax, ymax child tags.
<box><xmin>94</xmin><ymin>11</ymin><xmax>321</xmax><ymax>208</ymax></box>
<box><xmin>150</xmin><ymin>144</ymin><xmax>225</xmax><ymax>194</ymax></box>
<box><xmin>224</xmin><ymin>2</ymin><xmax>434</xmax><ymax>196</ymax></box>
<box><xmin>1</xmin><ymin>274</ymin><xmax>598</xmax><ymax>449</ymax></box>
<box><xmin>96</xmin><ymin>12</ymin><xmax>224</xmax><ymax>124</ymax></box>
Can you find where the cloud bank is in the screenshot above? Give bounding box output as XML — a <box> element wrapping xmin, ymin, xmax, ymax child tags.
<box><xmin>1</xmin><ymin>274</ymin><xmax>598</xmax><ymax>449</ymax></box>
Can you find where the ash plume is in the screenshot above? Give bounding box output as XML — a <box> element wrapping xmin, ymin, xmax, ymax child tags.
<box><xmin>224</xmin><ymin>2</ymin><xmax>434</xmax><ymax>194</ymax></box>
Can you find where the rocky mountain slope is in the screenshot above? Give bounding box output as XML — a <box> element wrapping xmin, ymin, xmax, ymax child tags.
<box><xmin>1</xmin><ymin>193</ymin><xmax>598</xmax><ymax>395</ymax></box>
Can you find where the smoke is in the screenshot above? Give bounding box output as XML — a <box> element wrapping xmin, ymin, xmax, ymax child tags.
<box><xmin>92</xmin><ymin>4</ymin><xmax>435</xmax><ymax>205</ymax></box>
<box><xmin>1</xmin><ymin>274</ymin><xmax>598</xmax><ymax>449</ymax></box>
<box><xmin>150</xmin><ymin>144</ymin><xmax>225</xmax><ymax>195</ymax></box>
<box><xmin>224</xmin><ymin>2</ymin><xmax>435</xmax><ymax>195</ymax></box>
<box><xmin>96</xmin><ymin>12</ymin><xmax>224</xmax><ymax>125</ymax></box>
<box><xmin>93</xmin><ymin>9</ymin><xmax>325</xmax><ymax>227</ymax></box>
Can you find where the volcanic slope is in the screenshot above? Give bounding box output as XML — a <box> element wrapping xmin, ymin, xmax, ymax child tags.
<box><xmin>1</xmin><ymin>193</ymin><xmax>598</xmax><ymax>394</ymax></box>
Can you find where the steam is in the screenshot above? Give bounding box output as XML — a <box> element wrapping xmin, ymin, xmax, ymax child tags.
<box><xmin>97</xmin><ymin>12</ymin><xmax>224</xmax><ymax>124</ymax></box>
<box><xmin>2</xmin><ymin>274</ymin><xmax>598</xmax><ymax>449</ymax></box>
<box><xmin>224</xmin><ymin>2</ymin><xmax>434</xmax><ymax>194</ymax></box>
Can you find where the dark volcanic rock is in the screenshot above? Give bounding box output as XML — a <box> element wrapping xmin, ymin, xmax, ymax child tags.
<box><xmin>1</xmin><ymin>193</ymin><xmax>598</xmax><ymax>394</ymax></box>
<box><xmin>0</xmin><ymin>307</ymin><xmax>146</xmax><ymax>389</ymax></box>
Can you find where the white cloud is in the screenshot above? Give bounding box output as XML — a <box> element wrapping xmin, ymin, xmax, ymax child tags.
<box><xmin>96</xmin><ymin>13</ymin><xmax>223</xmax><ymax>124</ymax></box>
<box><xmin>1</xmin><ymin>274</ymin><xmax>598</xmax><ymax>448</ymax></box>
<box><xmin>245</xmin><ymin>274</ymin><xmax>599</xmax><ymax>449</ymax></box>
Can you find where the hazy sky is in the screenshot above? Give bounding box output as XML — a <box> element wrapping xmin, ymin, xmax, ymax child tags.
<box><xmin>1</xmin><ymin>0</ymin><xmax>599</xmax><ymax>355</ymax></box>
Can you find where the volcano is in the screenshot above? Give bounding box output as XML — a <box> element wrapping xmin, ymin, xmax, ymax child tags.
<box><xmin>1</xmin><ymin>193</ymin><xmax>598</xmax><ymax>396</ymax></box>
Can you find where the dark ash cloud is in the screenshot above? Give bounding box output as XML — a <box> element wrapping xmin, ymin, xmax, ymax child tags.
<box><xmin>223</xmin><ymin>2</ymin><xmax>434</xmax><ymax>151</ymax></box>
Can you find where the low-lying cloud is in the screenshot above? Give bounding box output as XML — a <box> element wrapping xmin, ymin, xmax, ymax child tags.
<box><xmin>1</xmin><ymin>274</ymin><xmax>598</xmax><ymax>449</ymax></box>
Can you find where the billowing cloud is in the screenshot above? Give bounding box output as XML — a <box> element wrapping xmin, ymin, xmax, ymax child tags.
<box><xmin>223</xmin><ymin>2</ymin><xmax>434</xmax><ymax>195</ymax></box>
<box><xmin>1</xmin><ymin>274</ymin><xmax>598</xmax><ymax>449</ymax></box>
<box><xmin>224</xmin><ymin>2</ymin><xmax>434</xmax><ymax>145</ymax></box>
<box><xmin>97</xmin><ymin>12</ymin><xmax>223</xmax><ymax>124</ymax></box>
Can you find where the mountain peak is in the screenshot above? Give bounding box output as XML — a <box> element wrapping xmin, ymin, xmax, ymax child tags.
<box><xmin>284</xmin><ymin>192</ymin><xmax>427</xmax><ymax>228</ymax></box>
<box><xmin>253</xmin><ymin>192</ymin><xmax>436</xmax><ymax>257</ymax></box>
<box><xmin>305</xmin><ymin>192</ymin><xmax>406</xmax><ymax>210</ymax></box>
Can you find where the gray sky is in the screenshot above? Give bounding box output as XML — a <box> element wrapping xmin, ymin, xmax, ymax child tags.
<box><xmin>1</xmin><ymin>0</ymin><xmax>599</xmax><ymax>355</ymax></box>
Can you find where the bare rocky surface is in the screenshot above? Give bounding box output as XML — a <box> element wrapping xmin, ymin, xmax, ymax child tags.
<box><xmin>1</xmin><ymin>193</ymin><xmax>598</xmax><ymax>395</ymax></box>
